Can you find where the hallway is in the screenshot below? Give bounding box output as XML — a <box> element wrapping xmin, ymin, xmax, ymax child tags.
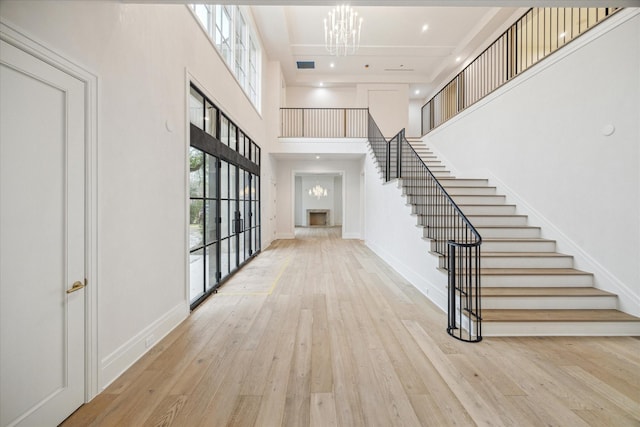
<box><xmin>63</xmin><ymin>228</ymin><xmax>640</xmax><ymax>426</ymax></box>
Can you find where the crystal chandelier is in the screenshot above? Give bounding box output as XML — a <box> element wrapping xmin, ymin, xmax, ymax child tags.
<box><xmin>308</xmin><ymin>184</ymin><xmax>328</xmax><ymax>199</ymax></box>
<box><xmin>324</xmin><ymin>5</ymin><xmax>363</xmax><ymax>56</ymax></box>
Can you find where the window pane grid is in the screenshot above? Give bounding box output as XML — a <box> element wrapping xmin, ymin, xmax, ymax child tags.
<box><xmin>191</xmin><ymin>4</ymin><xmax>261</xmax><ymax>111</ymax></box>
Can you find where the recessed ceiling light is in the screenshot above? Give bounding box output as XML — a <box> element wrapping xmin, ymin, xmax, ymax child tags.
<box><xmin>330</xmin><ymin>62</ymin><xmax>335</xmax><ymax>68</ymax></box>
<box><xmin>415</xmin><ymin>90</ymin><xmax>420</xmax><ymax>95</ymax></box>
<box><xmin>456</xmin><ymin>56</ymin><xmax>462</xmax><ymax>62</ymax></box>
<box><xmin>422</xmin><ymin>24</ymin><xmax>429</xmax><ymax>32</ymax></box>
<box><xmin>315</xmin><ymin>155</ymin><xmax>320</xmax><ymax>159</ymax></box>
<box><xmin>319</xmin><ymin>82</ymin><xmax>324</xmax><ymax>87</ymax></box>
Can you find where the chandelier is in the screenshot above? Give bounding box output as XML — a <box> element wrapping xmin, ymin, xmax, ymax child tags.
<box><xmin>324</xmin><ymin>5</ymin><xmax>363</xmax><ymax>56</ymax></box>
<box><xmin>308</xmin><ymin>184</ymin><xmax>328</xmax><ymax>199</ymax></box>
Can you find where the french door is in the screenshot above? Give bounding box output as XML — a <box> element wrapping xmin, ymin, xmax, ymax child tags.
<box><xmin>190</xmin><ymin>156</ymin><xmax>259</xmax><ymax>306</ymax></box>
<box><xmin>188</xmin><ymin>84</ymin><xmax>261</xmax><ymax>309</ymax></box>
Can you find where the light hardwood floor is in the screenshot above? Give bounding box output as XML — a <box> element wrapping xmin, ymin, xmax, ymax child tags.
<box><xmin>62</xmin><ymin>227</ymin><xmax>640</xmax><ymax>426</ymax></box>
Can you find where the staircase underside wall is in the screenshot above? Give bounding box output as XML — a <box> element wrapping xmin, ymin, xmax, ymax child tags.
<box><xmin>426</xmin><ymin>10</ymin><xmax>640</xmax><ymax>317</ymax></box>
<box><xmin>363</xmin><ymin>152</ymin><xmax>447</xmax><ymax>311</ymax></box>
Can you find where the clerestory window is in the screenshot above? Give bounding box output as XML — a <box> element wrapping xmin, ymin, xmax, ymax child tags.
<box><xmin>190</xmin><ymin>4</ymin><xmax>261</xmax><ymax>112</ymax></box>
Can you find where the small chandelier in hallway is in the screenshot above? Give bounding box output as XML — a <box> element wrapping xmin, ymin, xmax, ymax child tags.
<box><xmin>308</xmin><ymin>184</ymin><xmax>328</xmax><ymax>199</ymax></box>
<box><xmin>324</xmin><ymin>5</ymin><xmax>363</xmax><ymax>56</ymax></box>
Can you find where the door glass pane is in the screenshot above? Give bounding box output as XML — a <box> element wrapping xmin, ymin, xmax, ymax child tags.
<box><xmin>253</xmin><ymin>201</ymin><xmax>259</xmax><ymax>227</ymax></box>
<box><xmin>221</xmin><ymin>199</ymin><xmax>229</xmax><ymax>239</ymax></box>
<box><xmin>221</xmin><ymin>238</ymin><xmax>230</xmax><ymax>277</ymax></box>
<box><xmin>206</xmin><ymin>243</ymin><xmax>217</xmax><ymax>291</ymax></box>
<box><xmin>229</xmin><ymin>165</ymin><xmax>237</xmax><ymax>202</ymax></box>
<box><xmin>220</xmin><ymin>161</ymin><xmax>229</xmax><ymax>199</ymax></box>
<box><xmin>205</xmin><ymin>154</ymin><xmax>217</xmax><ymax>199</ymax></box>
<box><xmin>229</xmin><ymin>233</ymin><xmax>238</xmax><ymax>270</ymax></box>
<box><xmin>189</xmin><ymin>148</ymin><xmax>204</xmax><ymax>197</ymax></box>
<box><xmin>205</xmin><ymin>200</ymin><xmax>217</xmax><ymax>244</ymax></box>
<box><xmin>239</xmin><ymin>232</ymin><xmax>245</xmax><ymax>264</ymax></box>
<box><xmin>189</xmin><ymin>200</ymin><xmax>204</xmax><ymax>250</ymax></box>
<box><xmin>189</xmin><ymin>248</ymin><xmax>205</xmax><ymax>302</ymax></box>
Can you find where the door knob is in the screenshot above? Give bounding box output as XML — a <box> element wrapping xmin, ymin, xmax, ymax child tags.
<box><xmin>66</xmin><ymin>281</ymin><xmax>85</xmax><ymax>294</ymax></box>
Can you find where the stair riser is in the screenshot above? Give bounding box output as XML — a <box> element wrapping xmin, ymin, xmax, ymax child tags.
<box><xmin>459</xmin><ymin>205</ymin><xmax>517</xmax><ymax>215</ymax></box>
<box><xmin>451</xmin><ymin>195</ymin><xmax>506</xmax><ymax>205</ymax></box>
<box><xmin>415</xmin><ymin>214</ymin><xmax>528</xmax><ymax>227</ymax></box>
<box><xmin>481</xmin><ymin>240</ymin><xmax>556</xmax><ymax>252</ymax></box>
<box><xmin>479</xmin><ymin>321</ymin><xmax>640</xmax><ymax>337</ymax></box>
<box><xmin>467</xmin><ymin>216</ymin><xmax>529</xmax><ymax>226</ymax></box>
<box><xmin>480</xmin><ymin>296</ymin><xmax>617</xmax><ymax>310</ymax></box>
<box><xmin>481</xmin><ymin>274</ymin><xmax>593</xmax><ymax>287</ymax></box>
<box><xmin>444</xmin><ymin>187</ymin><xmax>497</xmax><ymax>196</ymax></box>
<box><xmin>400</xmin><ymin>165</ymin><xmax>446</xmax><ymax>171</ymax></box>
<box><xmin>477</xmin><ymin>228</ymin><xmax>541</xmax><ymax>239</ymax></box>
<box><xmin>440</xmin><ymin>180</ymin><xmax>489</xmax><ymax>187</ymax></box>
<box><xmin>402</xmin><ymin>172</ymin><xmax>452</xmax><ymax>178</ymax></box>
<box><xmin>478</xmin><ymin>257</ymin><xmax>574</xmax><ymax>269</ymax></box>
<box><xmin>423</xmin><ymin>227</ymin><xmax>539</xmax><ymax>240</ymax></box>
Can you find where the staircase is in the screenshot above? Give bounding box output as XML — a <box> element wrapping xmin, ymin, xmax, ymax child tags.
<box><xmin>403</xmin><ymin>137</ymin><xmax>640</xmax><ymax>336</ymax></box>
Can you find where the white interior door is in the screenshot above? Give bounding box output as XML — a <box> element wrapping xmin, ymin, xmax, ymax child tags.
<box><xmin>1</xmin><ymin>39</ymin><xmax>86</xmax><ymax>427</ymax></box>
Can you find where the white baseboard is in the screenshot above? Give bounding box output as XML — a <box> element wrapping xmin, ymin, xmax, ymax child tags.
<box><xmin>275</xmin><ymin>232</ymin><xmax>295</xmax><ymax>240</ymax></box>
<box><xmin>342</xmin><ymin>232</ymin><xmax>362</xmax><ymax>239</ymax></box>
<box><xmin>485</xmin><ymin>171</ymin><xmax>640</xmax><ymax>318</ymax></box>
<box><xmin>100</xmin><ymin>302</ymin><xmax>189</xmax><ymax>390</ymax></box>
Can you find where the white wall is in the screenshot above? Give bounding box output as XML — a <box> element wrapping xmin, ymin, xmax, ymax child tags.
<box><xmin>286</xmin><ymin>86</ymin><xmax>358</xmax><ymax>108</ymax></box>
<box><xmin>334</xmin><ymin>175</ymin><xmax>343</xmax><ymax>225</ymax></box>
<box><xmin>0</xmin><ymin>0</ymin><xmax>276</xmax><ymax>390</ymax></box>
<box><xmin>408</xmin><ymin>99</ymin><xmax>424</xmax><ymax>138</ymax></box>
<box><xmin>357</xmin><ymin>83</ymin><xmax>409</xmax><ymax>137</ymax></box>
<box><xmin>426</xmin><ymin>10</ymin><xmax>640</xmax><ymax>316</ymax></box>
<box><xmin>363</xmin><ymin>152</ymin><xmax>447</xmax><ymax>309</ymax></box>
<box><xmin>274</xmin><ymin>158</ymin><xmax>363</xmax><ymax>239</ymax></box>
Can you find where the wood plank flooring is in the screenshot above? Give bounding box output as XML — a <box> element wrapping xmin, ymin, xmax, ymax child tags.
<box><xmin>62</xmin><ymin>227</ymin><xmax>640</xmax><ymax>426</ymax></box>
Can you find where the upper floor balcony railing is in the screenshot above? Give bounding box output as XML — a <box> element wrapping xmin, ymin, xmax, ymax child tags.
<box><xmin>422</xmin><ymin>7</ymin><xmax>620</xmax><ymax>134</ymax></box>
<box><xmin>281</xmin><ymin>108</ymin><xmax>368</xmax><ymax>138</ymax></box>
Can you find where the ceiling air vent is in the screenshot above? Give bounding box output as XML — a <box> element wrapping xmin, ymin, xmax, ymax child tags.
<box><xmin>296</xmin><ymin>61</ymin><xmax>315</xmax><ymax>69</ymax></box>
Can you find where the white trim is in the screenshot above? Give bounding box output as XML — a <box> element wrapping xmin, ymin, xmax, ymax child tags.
<box><xmin>0</xmin><ymin>19</ymin><xmax>101</xmax><ymax>401</ymax></box>
<box><xmin>100</xmin><ymin>302</ymin><xmax>189</xmax><ymax>390</ymax></box>
<box><xmin>276</xmin><ymin>233</ymin><xmax>296</xmax><ymax>239</ymax></box>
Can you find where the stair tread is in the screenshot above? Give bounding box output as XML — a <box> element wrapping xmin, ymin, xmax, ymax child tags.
<box><xmin>482</xmin><ymin>309</ymin><xmax>640</xmax><ymax>322</ymax></box>
<box><xmin>482</xmin><ymin>287</ymin><xmax>615</xmax><ymax>297</ymax></box>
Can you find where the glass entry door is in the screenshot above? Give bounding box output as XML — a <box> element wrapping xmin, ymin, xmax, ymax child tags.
<box><xmin>189</xmin><ymin>83</ymin><xmax>261</xmax><ymax>309</ymax></box>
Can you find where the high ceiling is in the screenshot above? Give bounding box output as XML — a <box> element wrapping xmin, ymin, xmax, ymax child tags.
<box><xmin>250</xmin><ymin>5</ymin><xmax>523</xmax><ymax>99</ymax></box>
